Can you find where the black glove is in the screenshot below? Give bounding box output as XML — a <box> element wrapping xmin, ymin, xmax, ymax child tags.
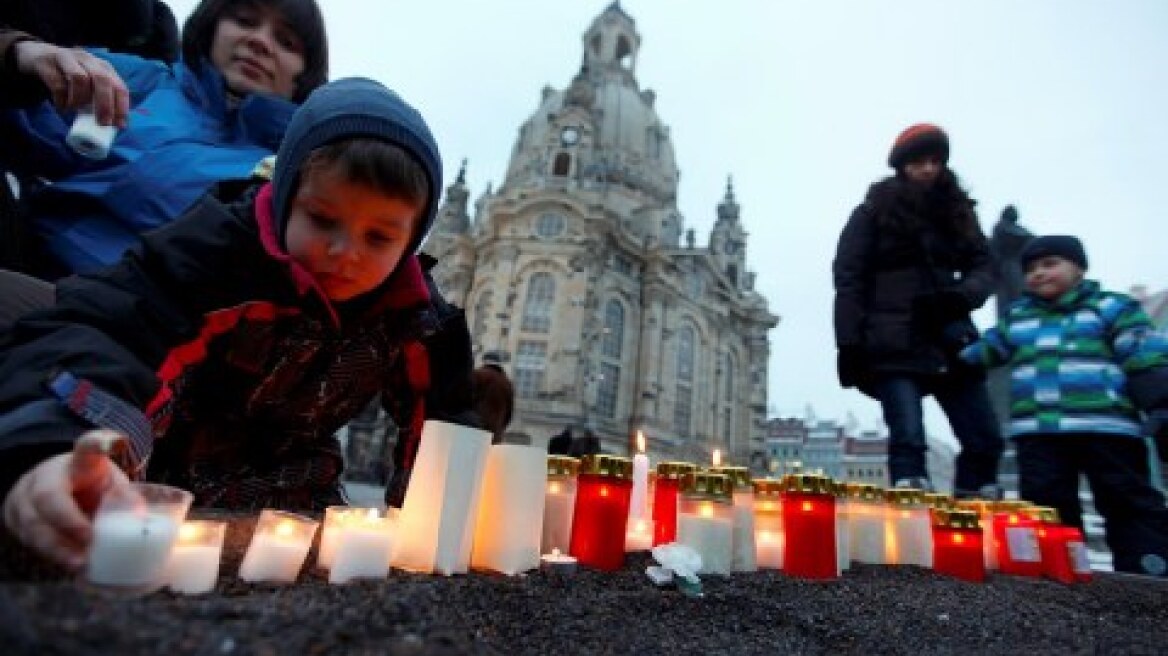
<box><xmin>837</xmin><ymin>346</ymin><xmax>868</xmax><ymax>389</ymax></box>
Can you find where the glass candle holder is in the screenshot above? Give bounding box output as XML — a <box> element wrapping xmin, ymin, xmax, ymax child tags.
<box><xmin>625</xmin><ymin>517</ymin><xmax>655</xmax><ymax>552</ymax></box>
<box><xmin>239</xmin><ymin>510</ymin><xmax>319</xmax><ymax>583</ymax></box>
<box><xmin>885</xmin><ymin>488</ymin><xmax>932</xmax><ymax>567</ymax></box>
<box><xmin>318</xmin><ymin>506</ymin><xmax>372</xmax><ymax>570</ymax></box>
<box><xmin>569</xmin><ymin>454</ymin><xmax>633</xmax><ymax>571</ymax></box>
<box><xmin>752</xmin><ymin>479</ymin><xmax>784</xmax><ymax>570</ymax></box>
<box><xmin>831</xmin><ymin>480</ymin><xmax>849</xmax><ymax>574</ymax></box>
<box><xmin>542</xmin><ymin>456</ymin><xmax>579</xmax><ymax>556</ymax></box>
<box><xmin>710</xmin><ymin>465</ymin><xmax>756</xmax><ymax>572</ymax></box>
<box><xmin>330</xmin><ymin>508</ymin><xmax>395</xmax><ymax>584</ymax></box>
<box><xmin>165</xmin><ymin>519</ymin><xmax>226</xmax><ymax>594</ymax></box>
<box><xmin>652</xmin><ymin>462</ymin><xmax>698</xmax><ymax>546</ymax></box>
<box><xmin>847</xmin><ymin>483</ymin><xmax>887</xmax><ymax>565</ymax></box>
<box><xmin>86</xmin><ymin>482</ymin><xmax>193</xmax><ymax>594</ymax></box>
<box><xmin>780</xmin><ymin>474</ymin><xmax>837</xmax><ymax>579</ymax></box>
<box><xmin>1024</xmin><ymin>506</ymin><xmax>1091</xmax><ymax>584</ymax></box>
<box><xmin>676</xmin><ymin>472</ymin><xmax>734</xmax><ymax>575</ymax></box>
<box><xmin>931</xmin><ymin>509</ymin><xmax>985</xmax><ymax>583</ymax></box>
<box><xmin>991</xmin><ymin>501</ymin><xmax>1042</xmax><ymax>578</ymax></box>
<box><xmin>956</xmin><ymin>499</ymin><xmax>997</xmax><ymax>571</ymax></box>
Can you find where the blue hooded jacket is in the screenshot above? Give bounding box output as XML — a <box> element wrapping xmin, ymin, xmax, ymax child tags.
<box><xmin>1</xmin><ymin>51</ymin><xmax>295</xmax><ymax>274</ymax></box>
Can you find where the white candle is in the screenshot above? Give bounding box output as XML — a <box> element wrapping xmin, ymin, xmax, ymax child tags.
<box><xmin>541</xmin><ymin>475</ymin><xmax>577</xmax><ymax>555</ymax></box>
<box><xmin>756</xmin><ymin>528</ymin><xmax>784</xmax><ymax>569</ymax></box>
<box><xmin>677</xmin><ymin>513</ymin><xmax>733</xmax><ymax>575</ymax></box>
<box><xmin>848</xmin><ymin>500</ymin><xmax>887</xmax><ymax>565</ymax></box>
<box><xmin>330</xmin><ymin>510</ymin><xmax>394</xmax><ymax>584</ymax></box>
<box><xmin>239</xmin><ymin>511</ymin><xmax>318</xmax><ymax>583</ymax></box>
<box><xmin>888</xmin><ymin>507</ymin><xmax>933</xmax><ymax>567</ymax></box>
<box><xmin>540</xmin><ymin>548</ymin><xmax>578</xmax><ymax>576</ymax></box>
<box><xmin>471</xmin><ymin>444</ymin><xmax>547</xmax><ymax>576</ymax></box>
<box><xmin>730</xmin><ymin>488</ymin><xmax>757</xmax><ymax>572</ymax></box>
<box><xmin>394</xmin><ymin>421</ymin><xmax>492</xmax><ymax>575</ymax></box>
<box><xmin>625</xmin><ymin>518</ymin><xmax>654</xmax><ymax>552</ymax></box>
<box><xmin>164</xmin><ymin>520</ymin><xmax>225</xmax><ymax>595</ymax></box>
<box><xmin>66</xmin><ymin>108</ymin><xmax>118</xmax><ymax>159</ymax></box>
<box><xmin>835</xmin><ymin>494</ymin><xmax>850</xmax><ymax>574</ymax></box>
<box><xmin>87</xmin><ymin>511</ymin><xmax>180</xmax><ymax>588</ymax></box>
<box><xmin>317</xmin><ymin>506</ymin><xmax>367</xmax><ymax>570</ymax></box>
<box><xmin>629</xmin><ymin>431</ymin><xmax>650</xmax><ymax>520</ymax></box>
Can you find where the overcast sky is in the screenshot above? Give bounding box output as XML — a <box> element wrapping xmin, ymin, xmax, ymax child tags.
<box><xmin>168</xmin><ymin>0</ymin><xmax>1168</xmax><ymax>443</ymax></box>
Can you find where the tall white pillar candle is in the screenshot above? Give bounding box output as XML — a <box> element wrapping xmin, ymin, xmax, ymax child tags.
<box><xmin>394</xmin><ymin>421</ymin><xmax>492</xmax><ymax>575</ymax></box>
<box><xmin>472</xmin><ymin>444</ymin><xmax>547</xmax><ymax>576</ymax></box>
<box><xmin>629</xmin><ymin>431</ymin><xmax>650</xmax><ymax>520</ymax></box>
<box><xmin>752</xmin><ymin>481</ymin><xmax>785</xmax><ymax>569</ymax></box>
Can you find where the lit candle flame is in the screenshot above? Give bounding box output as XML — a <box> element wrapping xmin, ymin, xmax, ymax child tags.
<box><xmin>952</xmin><ymin>533</ymin><xmax>965</xmax><ymax>545</ymax></box>
<box><xmin>552</xmin><ymin>547</ymin><xmax>562</xmax><ymax>557</ymax></box>
<box><xmin>548</xmin><ymin>481</ymin><xmax>563</xmax><ymax>494</ymax></box>
<box><xmin>801</xmin><ymin>501</ymin><xmax>813</xmax><ymax>512</ymax></box>
<box><xmin>712</xmin><ymin>448</ymin><xmax>722</xmax><ymax>467</ymax></box>
<box><xmin>699</xmin><ymin>502</ymin><xmax>715</xmax><ymax>518</ymax></box>
<box><xmin>636</xmin><ymin>430</ymin><xmax>646</xmax><ymax>454</ymax></box>
<box><xmin>178</xmin><ymin>522</ymin><xmax>202</xmax><ymax>543</ymax></box>
<box><xmin>274</xmin><ymin>520</ymin><xmax>296</xmax><ymax>538</ymax></box>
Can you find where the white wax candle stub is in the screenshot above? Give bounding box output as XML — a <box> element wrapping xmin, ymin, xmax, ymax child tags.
<box><xmin>87</xmin><ymin>511</ymin><xmax>180</xmax><ymax>589</ymax></box>
<box><xmin>1068</xmin><ymin>541</ymin><xmax>1091</xmax><ymax>574</ymax></box>
<box><xmin>540</xmin><ymin>548</ymin><xmax>578</xmax><ymax>576</ymax></box>
<box><xmin>67</xmin><ymin>110</ymin><xmax>118</xmax><ymax>160</ymax></box>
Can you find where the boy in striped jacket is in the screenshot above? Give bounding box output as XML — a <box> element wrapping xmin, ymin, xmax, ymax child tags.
<box><xmin>961</xmin><ymin>235</ymin><xmax>1168</xmax><ymax>576</ymax></box>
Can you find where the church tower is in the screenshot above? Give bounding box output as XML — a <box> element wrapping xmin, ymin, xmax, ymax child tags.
<box><xmin>424</xmin><ymin>4</ymin><xmax>778</xmax><ymax>467</ymax></box>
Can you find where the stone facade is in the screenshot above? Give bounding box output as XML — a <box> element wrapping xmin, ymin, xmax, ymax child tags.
<box><xmin>421</xmin><ymin>4</ymin><xmax>778</xmax><ymax>465</ymax></box>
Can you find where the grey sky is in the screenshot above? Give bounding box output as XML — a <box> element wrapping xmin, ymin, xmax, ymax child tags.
<box><xmin>167</xmin><ymin>0</ymin><xmax>1168</xmax><ymax>442</ymax></box>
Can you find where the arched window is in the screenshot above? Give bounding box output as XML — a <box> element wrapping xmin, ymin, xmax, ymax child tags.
<box><xmin>674</xmin><ymin>325</ymin><xmax>695</xmax><ymax>436</ymax></box>
<box><xmin>615</xmin><ymin>35</ymin><xmax>633</xmax><ymax>68</ymax></box>
<box><xmin>602</xmin><ymin>300</ymin><xmax>624</xmax><ymax>358</ymax></box>
<box><xmin>521</xmin><ymin>273</ymin><xmax>555</xmax><ymax>333</ymax></box>
<box><xmin>552</xmin><ymin>152</ymin><xmax>571</xmax><ymax>176</ymax></box>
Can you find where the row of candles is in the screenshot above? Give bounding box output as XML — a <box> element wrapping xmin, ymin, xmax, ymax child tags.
<box><xmin>82</xmin><ymin>422</ymin><xmax>1092</xmax><ymax>594</ymax></box>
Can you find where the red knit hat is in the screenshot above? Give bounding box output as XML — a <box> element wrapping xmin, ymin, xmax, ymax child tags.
<box><xmin>888</xmin><ymin>123</ymin><xmax>949</xmax><ymax>169</ymax></box>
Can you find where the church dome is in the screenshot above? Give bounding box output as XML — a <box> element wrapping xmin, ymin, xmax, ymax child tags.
<box><xmin>502</xmin><ymin>4</ymin><xmax>679</xmax><ymax>204</ymax></box>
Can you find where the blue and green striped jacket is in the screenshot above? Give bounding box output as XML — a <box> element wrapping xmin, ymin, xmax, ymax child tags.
<box><xmin>961</xmin><ymin>280</ymin><xmax>1168</xmax><ymax>439</ymax></box>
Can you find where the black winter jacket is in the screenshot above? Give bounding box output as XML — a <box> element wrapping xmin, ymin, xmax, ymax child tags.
<box><xmin>833</xmin><ymin>177</ymin><xmax>995</xmax><ymax>381</ymax></box>
<box><xmin>0</xmin><ymin>185</ymin><xmax>475</xmax><ymax>509</ymax></box>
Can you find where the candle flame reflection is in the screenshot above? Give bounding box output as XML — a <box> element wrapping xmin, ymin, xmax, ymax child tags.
<box><xmin>952</xmin><ymin>533</ymin><xmax>965</xmax><ymax>545</ymax></box>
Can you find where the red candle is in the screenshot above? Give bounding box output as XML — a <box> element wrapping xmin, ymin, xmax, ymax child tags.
<box><xmin>569</xmin><ymin>454</ymin><xmax>633</xmax><ymax>571</ymax></box>
<box><xmin>992</xmin><ymin>502</ymin><xmax>1043</xmax><ymax>578</ymax></box>
<box><xmin>931</xmin><ymin>509</ymin><xmax>985</xmax><ymax>583</ymax></box>
<box><xmin>780</xmin><ymin>474</ymin><xmax>837</xmax><ymax>580</ymax></box>
<box><xmin>652</xmin><ymin>461</ymin><xmax>698</xmax><ymax>546</ymax></box>
<box><xmin>1026</xmin><ymin>506</ymin><xmax>1092</xmax><ymax>584</ymax></box>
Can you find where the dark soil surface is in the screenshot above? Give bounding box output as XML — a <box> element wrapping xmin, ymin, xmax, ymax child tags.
<box><xmin>1</xmin><ymin>512</ymin><xmax>1165</xmax><ymax>655</ymax></box>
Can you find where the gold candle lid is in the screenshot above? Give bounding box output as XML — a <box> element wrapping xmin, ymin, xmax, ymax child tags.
<box><xmin>955</xmin><ymin>498</ymin><xmax>991</xmax><ymax>516</ymax></box>
<box><xmin>779</xmin><ymin>473</ymin><xmax>833</xmax><ymax>495</ymax></box>
<box><xmin>655</xmin><ymin>461</ymin><xmax>699</xmax><ymax>480</ymax></box>
<box><xmin>546</xmin><ymin>455</ymin><xmax>580</xmax><ymax>478</ymax></box>
<box><xmin>680</xmin><ymin>471</ymin><xmax>733</xmax><ymax>501</ymax></box>
<box><xmin>1022</xmin><ymin>506</ymin><xmax>1061</xmax><ymax>524</ymax></box>
<box><xmin>885</xmin><ymin>488</ymin><xmax>926</xmax><ymax>507</ymax></box>
<box><xmin>934</xmin><ymin>508</ymin><xmax>981</xmax><ymax>530</ymax></box>
<box><xmin>752</xmin><ymin>478</ymin><xmax>784</xmax><ymax>498</ymax></box>
<box><xmin>922</xmin><ymin>493</ymin><xmax>956</xmax><ymax>510</ymax></box>
<box><xmin>990</xmin><ymin>500</ymin><xmax>1030</xmax><ymax>514</ymax></box>
<box><xmin>708</xmin><ymin>465</ymin><xmax>752</xmax><ymax>490</ymax></box>
<box><xmin>846</xmin><ymin>483</ymin><xmax>884</xmax><ymax>502</ymax></box>
<box><xmin>578</xmin><ymin>454</ymin><xmax>633</xmax><ymax>480</ymax></box>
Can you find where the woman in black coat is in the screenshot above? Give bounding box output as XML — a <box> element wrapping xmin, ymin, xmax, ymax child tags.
<box><xmin>833</xmin><ymin>124</ymin><xmax>1003</xmax><ymax>497</ymax></box>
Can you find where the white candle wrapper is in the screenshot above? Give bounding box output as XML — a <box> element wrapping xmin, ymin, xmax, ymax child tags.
<box><xmin>67</xmin><ymin>110</ymin><xmax>118</xmax><ymax>160</ymax></box>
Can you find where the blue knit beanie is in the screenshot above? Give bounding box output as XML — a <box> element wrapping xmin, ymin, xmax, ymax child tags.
<box><xmin>1019</xmin><ymin>235</ymin><xmax>1089</xmax><ymax>271</ymax></box>
<box><xmin>270</xmin><ymin>77</ymin><xmax>443</xmax><ymax>257</ymax></box>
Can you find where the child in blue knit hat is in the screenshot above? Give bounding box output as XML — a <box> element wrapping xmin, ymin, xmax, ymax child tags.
<box><xmin>0</xmin><ymin>77</ymin><xmax>476</xmax><ymax>569</ymax></box>
<box><xmin>961</xmin><ymin>234</ymin><xmax>1168</xmax><ymax>576</ymax></box>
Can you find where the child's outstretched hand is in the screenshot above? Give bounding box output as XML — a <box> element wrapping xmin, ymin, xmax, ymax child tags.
<box><xmin>1</xmin><ymin>430</ymin><xmax>133</xmax><ymax>569</ymax></box>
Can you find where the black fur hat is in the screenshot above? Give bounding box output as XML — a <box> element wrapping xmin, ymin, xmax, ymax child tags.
<box><xmin>1020</xmin><ymin>235</ymin><xmax>1088</xmax><ymax>271</ymax></box>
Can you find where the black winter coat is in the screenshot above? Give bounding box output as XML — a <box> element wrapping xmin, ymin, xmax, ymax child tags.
<box><xmin>0</xmin><ymin>186</ymin><xmax>476</xmax><ymax>510</ymax></box>
<box><xmin>833</xmin><ymin>177</ymin><xmax>996</xmax><ymax>381</ymax></box>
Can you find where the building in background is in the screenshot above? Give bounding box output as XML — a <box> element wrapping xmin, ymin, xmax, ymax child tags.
<box><xmin>420</xmin><ymin>4</ymin><xmax>777</xmax><ymax>465</ymax></box>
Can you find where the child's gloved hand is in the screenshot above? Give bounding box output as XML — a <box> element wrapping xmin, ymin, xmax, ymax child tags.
<box><xmin>1</xmin><ymin>430</ymin><xmax>133</xmax><ymax>569</ymax></box>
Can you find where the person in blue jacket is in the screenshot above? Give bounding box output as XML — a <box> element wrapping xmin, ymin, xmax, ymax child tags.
<box><xmin>0</xmin><ymin>0</ymin><xmax>328</xmax><ymax>278</ymax></box>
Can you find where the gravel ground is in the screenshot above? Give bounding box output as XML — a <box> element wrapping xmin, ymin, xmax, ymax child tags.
<box><xmin>1</xmin><ymin>512</ymin><xmax>1165</xmax><ymax>656</ymax></box>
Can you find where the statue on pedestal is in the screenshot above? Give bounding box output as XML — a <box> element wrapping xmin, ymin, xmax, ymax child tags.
<box><xmin>989</xmin><ymin>205</ymin><xmax>1034</xmax><ymax>318</ymax></box>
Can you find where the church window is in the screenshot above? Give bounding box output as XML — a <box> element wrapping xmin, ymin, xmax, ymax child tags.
<box><xmin>535</xmin><ymin>212</ymin><xmax>566</xmax><ymax>238</ymax></box>
<box><xmin>615</xmin><ymin>35</ymin><xmax>633</xmax><ymax>68</ymax></box>
<box><xmin>602</xmin><ymin>300</ymin><xmax>624</xmax><ymax>358</ymax></box>
<box><xmin>726</xmin><ymin>264</ymin><xmax>738</xmax><ymax>285</ymax></box>
<box><xmin>552</xmin><ymin>152</ymin><xmax>571</xmax><ymax>176</ymax></box>
<box><xmin>514</xmin><ymin>341</ymin><xmax>547</xmax><ymax>399</ymax></box>
<box><xmin>674</xmin><ymin>325</ymin><xmax>695</xmax><ymax>436</ymax></box>
<box><xmin>612</xmin><ymin>254</ymin><xmax>633</xmax><ymax>276</ymax></box>
<box><xmin>687</xmin><ymin>274</ymin><xmax>703</xmax><ymax>299</ymax></box>
<box><xmin>596</xmin><ymin>362</ymin><xmax>620</xmax><ymax>418</ymax></box>
<box><xmin>521</xmin><ymin>272</ymin><xmax>555</xmax><ymax>333</ymax></box>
